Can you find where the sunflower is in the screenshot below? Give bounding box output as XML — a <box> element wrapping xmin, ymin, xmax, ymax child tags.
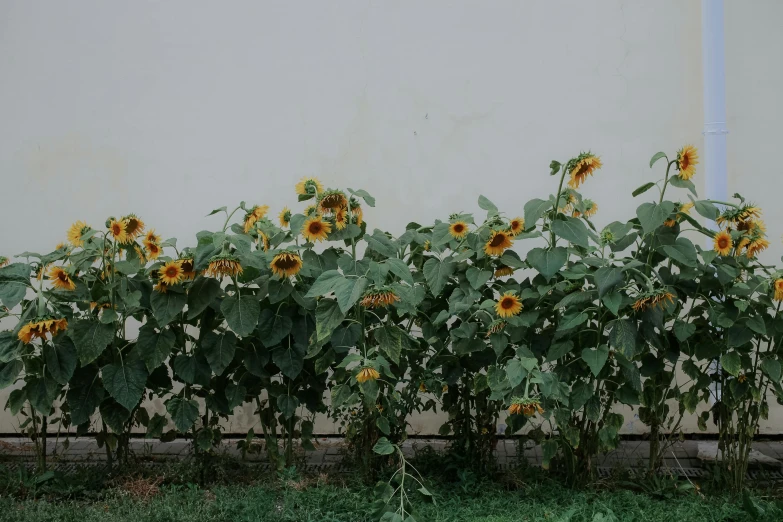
<box><xmin>665</xmin><ymin>201</ymin><xmax>694</xmax><ymax>227</ymax></box>
<box><xmin>419</xmin><ymin>382</ymin><xmax>427</xmax><ymax>393</ymax></box>
<box><xmin>484</xmin><ymin>230</ymin><xmax>513</xmax><ymax>256</ymax></box>
<box><xmin>718</xmin><ymin>205</ymin><xmax>762</xmax><ymax>226</ymax></box>
<box><xmin>295</xmin><ymin>177</ymin><xmax>324</xmax><ymax>197</ymax></box>
<box><xmin>270</xmin><ymin>251</ymin><xmax>303</xmax><ymax>278</ymax></box>
<box><xmin>676</xmin><ymin>145</ymin><xmax>699</xmax><ymax>180</ymax></box>
<box><xmin>257</xmin><ymin>230</ymin><xmax>270</xmax><ymax>252</ymax></box>
<box><xmin>133</xmin><ymin>246</ymin><xmax>147</xmax><ymax>265</ymax></box>
<box><xmin>17</xmin><ymin>317</ymin><xmax>68</xmax><ymax>344</ymax></box>
<box><xmin>486</xmin><ymin>320</ymin><xmax>507</xmax><ymax>337</ymax></box>
<box><xmin>108</xmin><ymin>218</ymin><xmax>129</xmax><ymax>244</ymax></box>
<box><xmin>0</xmin><ymin>256</ymin><xmax>9</xmax><ymax>268</ymax></box>
<box><xmin>494</xmin><ymin>265</ymin><xmax>514</xmax><ymax>277</ymax></box>
<box><xmin>36</xmin><ymin>264</ymin><xmax>50</xmax><ymax>280</ymax></box>
<box><xmin>145</xmin><ymin>241</ymin><xmax>162</xmax><ymax>260</ymax></box>
<box><xmin>67</xmin><ymin>221</ymin><xmax>91</xmax><ymax>247</ymax></box>
<box><xmin>423</xmin><ymin>240</ymin><xmax>431</xmax><ymax>252</ymax></box>
<box><xmin>243</xmin><ymin>205</ymin><xmax>269</xmax><ymax>233</ymax></box>
<box><xmin>568</xmin><ymin>152</ymin><xmax>602</xmax><ymax>189</ymax></box>
<box><xmin>360</xmin><ymin>287</ymin><xmax>400</xmax><ymax>308</ymax></box>
<box><xmin>122</xmin><ymin>214</ymin><xmax>145</xmax><ymax>241</ymax></box>
<box><xmin>356</xmin><ymin>367</ymin><xmax>380</xmax><ymax>383</ymax></box>
<box><xmin>508</xmin><ymin>397</ymin><xmax>543</xmax><ymax>417</ymax></box>
<box><xmin>48</xmin><ymin>266</ymin><xmax>76</xmax><ymax>291</ymax></box>
<box><xmin>55</xmin><ymin>242</ymin><xmax>67</xmax><ymax>251</ymax></box>
<box><xmin>507</xmin><ymin>217</ymin><xmax>525</xmax><ymax>236</ymax></box>
<box><xmin>713</xmin><ymin>230</ymin><xmax>733</xmax><ymax>256</ymax></box>
<box><xmin>334</xmin><ymin>207</ymin><xmax>349</xmax><ymax>230</ymax></box>
<box><xmin>745</xmin><ymin>237</ymin><xmax>770</xmax><ymax>258</ymax></box>
<box><xmin>179</xmin><ymin>256</ymin><xmax>197</xmax><ymax>280</ymax></box>
<box><xmin>349</xmin><ymin>198</ymin><xmax>364</xmax><ymax>226</ymax></box>
<box><xmin>318</xmin><ymin>190</ymin><xmax>348</xmax><ymax>214</ymax></box>
<box><xmin>633</xmin><ymin>290</ymin><xmax>675</xmax><ymax>312</ymax></box>
<box><xmin>145</xmin><ymin>229</ymin><xmax>162</xmax><ymax>245</ymax></box>
<box><xmin>773</xmin><ymin>279</ymin><xmax>783</xmax><ymax>302</ymax></box>
<box><xmin>302</xmin><ymin>215</ymin><xmax>332</xmax><ymax>243</ymax></box>
<box><xmin>573</xmin><ymin>200</ymin><xmax>598</xmax><ymax>219</ymax></box>
<box><xmin>495</xmin><ymin>292</ymin><xmax>522</xmax><ymax>318</ymax></box>
<box><xmin>153</xmin><ymin>281</ymin><xmax>169</xmax><ymax>293</ymax></box>
<box><xmin>159</xmin><ymin>260</ymin><xmax>184</xmax><ymax>286</ymax></box>
<box><xmin>206</xmin><ymin>254</ymin><xmax>243</xmax><ymax>278</ymax></box>
<box><xmin>90</xmin><ymin>301</ymin><xmax>113</xmax><ymax>310</ymax></box>
<box><xmin>449</xmin><ymin>221</ymin><xmax>469</xmax><ymax>240</ymax></box>
<box><xmin>278</xmin><ymin>207</ymin><xmax>292</xmax><ymax>227</ymax></box>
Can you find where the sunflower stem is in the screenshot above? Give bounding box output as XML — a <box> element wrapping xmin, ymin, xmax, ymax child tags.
<box><xmin>222</xmin><ymin>206</ymin><xmax>242</xmax><ymax>233</ymax></box>
<box><xmin>550</xmin><ymin>161</ymin><xmax>568</xmax><ymax>247</ymax></box>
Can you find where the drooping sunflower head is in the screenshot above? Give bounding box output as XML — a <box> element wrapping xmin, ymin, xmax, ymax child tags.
<box><xmin>508</xmin><ymin>397</ymin><xmax>543</xmax><ymax>417</ymax></box>
<box><xmin>278</xmin><ymin>207</ymin><xmax>292</xmax><ymax>228</ymax></box>
<box><xmin>633</xmin><ymin>289</ymin><xmax>676</xmax><ymax>312</ymax></box>
<box><xmin>257</xmin><ymin>230</ymin><xmax>270</xmax><ymax>252</ymax></box>
<box><xmin>573</xmin><ymin>200</ymin><xmax>598</xmax><ymax>219</ymax></box>
<box><xmin>713</xmin><ymin>230</ymin><xmax>733</xmax><ymax>256</ymax></box>
<box><xmin>360</xmin><ymin>287</ymin><xmax>400</xmax><ymax>308</ymax></box>
<box><xmin>449</xmin><ymin>221</ymin><xmax>469</xmax><ymax>240</ymax></box>
<box><xmin>243</xmin><ymin>205</ymin><xmax>270</xmax><ymax>233</ymax></box>
<box><xmin>108</xmin><ymin>218</ymin><xmax>129</xmax><ymax>244</ymax></box>
<box><xmin>159</xmin><ymin>260</ymin><xmax>184</xmax><ymax>286</ymax></box>
<box><xmin>495</xmin><ymin>292</ymin><xmax>522</xmax><ymax>318</ymax></box>
<box><xmin>486</xmin><ymin>319</ymin><xmax>507</xmax><ymax>337</ymax></box>
<box><xmin>47</xmin><ymin>266</ymin><xmax>76</xmax><ymax>291</ymax></box>
<box><xmin>302</xmin><ymin>215</ymin><xmax>332</xmax><ymax>243</ymax></box>
<box><xmin>745</xmin><ymin>236</ymin><xmax>770</xmax><ymax>259</ymax></box>
<box><xmin>356</xmin><ymin>367</ymin><xmax>380</xmax><ymax>384</ymax></box>
<box><xmin>349</xmin><ymin>197</ymin><xmax>363</xmax><ymax>226</ymax></box>
<box><xmin>737</xmin><ymin>219</ymin><xmax>769</xmax><ymax>258</ymax></box>
<box><xmin>270</xmin><ymin>250</ymin><xmax>303</xmax><ymax>278</ymax></box>
<box><xmin>318</xmin><ymin>190</ymin><xmax>348</xmax><ymax>214</ymax></box>
<box><xmin>17</xmin><ymin>317</ymin><xmax>68</xmax><ymax>344</ymax></box>
<box><xmin>133</xmin><ymin>246</ymin><xmax>147</xmax><ymax>265</ymax></box>
<box><xmin>717</xmin><ymin>204</ymin><xmax>762</xmax><ymax>226</ymax></box>
<box><xmin>0</xmin><ymin>256</ymin><xmax>9</xmax><ymax>268</ymax></box>
<box><xmin>67</xmin><ymin>221</ymin><xmax>91</xmax><ymax>247</ymax></box>
<box><xmin>494</xmin><ymin>265</ymin><xmax>515</xmax><ymax>278</ymax></box>
<box><xmin>334</xmin><ymin>207</ymin><xmax>349</xmax><ymax>230</ymax></box>
<box><xmin>484</xmin><ymin>230</ymin><xmax>513</xmax><ymax>256</ymax></box>
<box><xmin>567</xmin><ymin>152</ymin><xmax>602</xmax><ymax>189</ymax></box>
<box><xmin>179</xmin><ymin>254</ymin><xmax>197</xmax><ymax>280</ymax></box>
<box><xmin>507</xmin><ymin>217</ymin><xmax>525</xmax><ymax>236</ymax></box>
<box><xmin>772</xmin><ymin>279</ymin><xmax>783</xmax><ymax>302</ymax></box>
<box><xmin>153</xmin><ymin>281</ymin><xmax>169</xmax><ymax>293</ymax></box>
<box><xmin>122</xmin><ymin>214</ymin><xmax>146</xmax><ymax>241</ymax></box>
<box><xmin>206</xmin><ymin>253</ymin><xmax>243</xmax><ymax>278</ymax></box>
<box><xmin>676</xmin><ymin>145</ymin><xmax>699</xmax><ymax>180</ymax></box>
<box><xmin>296</xmin><ymin>177</ymin><xmax>324</xmax><ymax>197</ymax></box>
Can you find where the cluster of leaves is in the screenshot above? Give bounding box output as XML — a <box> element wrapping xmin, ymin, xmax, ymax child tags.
<box><xmin>1</xmin><ymin>147</ymin><xmax>782</xmax><ymax>507</ymax></box>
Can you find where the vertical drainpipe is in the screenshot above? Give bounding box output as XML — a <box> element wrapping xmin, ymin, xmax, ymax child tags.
<box><xmin>702</xmin><ymin>0</ymin><xmax>728</xmax><ymax>403</ymax></box>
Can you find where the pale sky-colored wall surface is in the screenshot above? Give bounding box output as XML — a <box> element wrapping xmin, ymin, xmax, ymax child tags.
<box><xmin>0</xmin><ymin>0</ymin><xmax>781</xmax><ymax>435</ymax></box>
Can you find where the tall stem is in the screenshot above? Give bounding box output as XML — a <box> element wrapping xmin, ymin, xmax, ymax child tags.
<box><xmin>550</xmin><ymin>164</ymin><xmax>569</xmax><ymax>247</ymax></box>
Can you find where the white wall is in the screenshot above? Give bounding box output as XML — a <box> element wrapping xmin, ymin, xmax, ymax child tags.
<box><xmin>0</xmin><ymin>0</ymin><xmax>780</xmax><ymax>435</ymax></box>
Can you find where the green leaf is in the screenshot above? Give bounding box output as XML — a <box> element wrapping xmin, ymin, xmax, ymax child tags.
<box><xmin>636</xmin><ymin>201</ymin><xmax>675</xmax><ymax>234</ymax></box>
<box><xmin>24</xmin><ymin>376</ymin><xmax>58</xmax><ymax>414</ymax></box>
<box><xmin>662</xmin><ymin>237</ymin><xmax>698</xmax><ymax>267</ymax></box>
<box><xmin>202</xmin><ymin>331</ymin><xmax>237</xmax><ymax>376</ymax></box>
<box><xmin>673</xmin><ymin>320</ymin><xmax>696</xmax><ymax>342</ymax></box>
<box><xmin>100</xmin><ymin>400</ymin><xmax>131</xmax><ymax>433</ymax></box>
<box><xmin>221</xmin><ymin>294</ymin><xmax>260</xmax><ymax>337</ymax></box>
<box><xmin>602</xmin><ymin>292</ymin><xmax>622</xmax><ymax>315</ymax></box>
<box><xmin>693</xmin><ymin>199</ymin><xmax>719</xmax><ymax>220</ymax></box>
<box><xmin>330</xmin><ymin>323</ymin><xmax>362</xmax><ymax>352</ymax></box>
<box><xmin>632</xmin><ymin>182</ymin><xmax>656</xmax><ymax>197</ymax></box>
<box><xmin>524</xmin><ymin>198</ymin><xmax>552</xmax><ymax>229</ymax></box>
<box><xmin>257</xmin><ymin>309</ymin><xmax>293</xmax><ymax>348</ymax></box>
<box><xmin>146</xmin><ymin>413</ymin><xmax>167</xmax><ymax>439</ymax></box>
<box><xmin>423</xmin><ymin>257</ymin><xmax>455</xmax><ymax>297</ymax></box>
<box><xmin>373</xmin><ymin>437</ymin><xmax>396</xmax><ymax>455</ymax></box>
<box><xmin>0</xmin><ymin>331</ymin><xmax>21</xmax><ymax>363</ymax></box>
<box><xmin>668</xmin><ymin>176</ymin><xmax>697</xmax><ymax>197</ymax></box>
<box><xmin>376</xmin><ymin>326</ymin><xmax>409</xmax><ymax>365</ymax></box>
<box><xmin>187</xmin><ymin>277</ymin><xmax>222</xmax><ymax>319</ymax></box>
<box><xmin>746</xmin><ymin>315</ymin><xmax>767</xmax><ymax>336</ymax></box>
<box><xmin>365</xmin><ymin>229</ymin><xmax>398</xmax><ymax>258</ymax></box>
<box><xmin>69</xmin><ymin>320</ymin><xmax>115</xmax><ymax>365</ymax></box>
<box><xmin>720</xmin><ymin>351</ymin><xmax>741</xmax><ymax>377</ymax></box>
<box><xmin>207</xmin><ymin>206</ymin><xmax>227</xmax><ymax>216</ymax></box>
<box><xmin>44</xmin><ymin>336</ymin><xmax>77</xmax><ymax>385</ymax></box>
<box><xmin>173</xmin><ymin>353</ymin><xmax>211</xmax><ymax>385</ymax></box>
<box><xmin>150</xmin><ymin>288</ymin><xmax>187</xmax><ymax>326</ymax></box>
<box><xmin>101</xmin><ymin>360</ymin><xmax>148</xmax><ymax>411</ymax></box>
<box><xmin>594</xmin><ymin>267</ymin><xmax>624</xmax><ymax>298</ymax></box>
<box><xmin>554</xmin><ymin>290</ymin><xmax>597</xmax><ymax>309</ymax></box>
<box><xmin>727</xmin><ymin>325</ymin><xmax>753</xmax><ymax>348</ymax></box>
<box><xmin>0</xmin><ymin>360</ymin><xmax>23</xmax><ymax>389</ymax></box>
<box><xmin>272</xmin><ymin>343</ymin><xmax>306</xmax><ymax>379</ymax></box>
<box><xmin>67</xmin><ymin>366</ymin><xmax>104</xmax><ymax>426</ymax></box>
<box><xmin>166</xmin><ymin>397</ymin><xmax>200</xmax><ymax>432</ymax></box>
<box><xmin>0</xmin><ymin>263</ymin><xmax>31</xmax><ymax>309</ymax></box>
<box><xmin>430</xmin><ymin>222</ymin><xmax>453</xmax><ymax>247</ymax></box>
<box><xmin>541</xmin><ymin>440</ymin><xmax>558</xmax><ymax>470</ymax></box>
<box><xmin>609</xmin><ymin>319</ymin><xmax>637</xmax><ymax>358</ymax></box>
<box><xmin>347</xmin><ymin>188</ymin><xmax>376</xmax><ymax>207</ymax></box>
<box><xmin>547</xmin><ymin>341</ymin><xmax>574</xmax><ymax>361</ymax></box>
<box><xmin>334</xmin><ymin>276</ymin><xmax>369</xmax><ymax>313</ymax></box>
<box><xmin>278</xmin><ymin>394</ymin><xmax>299</xmax><ymax>420</ymax></box>
<box><xmin>551</xmin><ymin>216</ymin><xmax>589</xmax><ymax>248</ymax></box>
<box><xmin>316</xmin><ymin>299</ymin><xmax>345</xmax><ymax>343</ymax></box>
<box><xmin>466</xmin><ymin>267</ymin><xmax>492</xmax><ymax>290</ymax></box>
<box><xmin>582</xmin><ymin>345</ymin><xmax>609</xmax><ymax>377</ymax></box>
<box><xmin>384</xmin><ymin>258</ymin><xmax>413</xmax><ymax>286</ymax></box>
<box><xmin>6</xmin><ymin>389</ymin><xmax>26</xmax><ymax>416</ymax></box>
<box><xmin>135</xmin><ymin>323</ymin><xmax>175</xmax><ymax>372</ymax></box>
<box><xmin>478</xmin><ymin>195</ymin><xmax>498</xmax><ymax>215</ymax></box>
<box><xmin>761</xmin><ymin>359</ymin><xmax>782</xmax><ymax>383</ymax></box>
<box><xmin>305</xmin><ymin>270</ymin><xmax>343</xmax><ymax>298</ymax></box>
<box><xmin>649</xmin><ymin>151</ymin><xmax>667</xmax><ymax>168</ymax></box>
<box><xmin>226</xmin><ymin>382</ymin><xmax>246</xmax><ymax>410</ymax></box>
<box><xmin>526</xmin><ymin>247</ymin><xmax>567</xmax><ymax>281</ymax></box>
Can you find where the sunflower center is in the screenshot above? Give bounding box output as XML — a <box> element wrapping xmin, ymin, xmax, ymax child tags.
<box><xmin>490</xmin><ymin>234</ymin><xmax>506</xmax><ymax>247</ymax></box>
<box><xmin>681</xmin><ymin>155</ymin><xmax>690</xmax><ymax>169</ymax></box>
<box><xmin>126</xmin><ymin>220</ymin><xmax>139</xmax><ymax>234</ymax></box>
<box><xmin>58</xmin><ymin>272</ymin><xmax>68</xmax><ymax>282</ymax></box>
<box><xmin>112</xmin><ymin>224</ymin><xmax>122</xmax><ymax>235</ymax></box>
<box><xmin>501</xmin><ymin>297</ymin><xmax>515</xmax><ymax>309</ymax></box>
<box><xmin>309</xmin><ymin>222</ymin><xmax>323</xmax><ymax>234</ymax></box>
<box><xmin>718</xmin><ymin>237</ymin><xmax>730</xmax><ymax>249</ymax></box>
<box><xmin>275</xmin><ymin>256</ymin><xmax>298</xmax><ymax>269</ymax></box>
<box><xmin>453</xmin><ymin>224</ymin><xmax>464</xmax><ymax>233</ymax></box>
<box><xmin>166</xmin><ymin>267</ymin><xmax>179</xmax><ymax>277</ymax></box>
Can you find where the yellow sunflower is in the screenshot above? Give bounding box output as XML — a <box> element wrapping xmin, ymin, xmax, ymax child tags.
<box><xmin>257</xmin><ymin>230</ymin><xmax>270</xmax><ymax>252</ymax></box>
<box><xmin>318</xmin><ymin>190</ymin><xmax>348</xmax><ymax>214</ymax></box>
<box><xmin>507</xmin><ymin>217</ymin><xmax>525</xmax><ymax>236</ymax></box>
<box><xmin>206</xmin><ymin>254</ymin><xmax>243</xmax><ymax>278</ymax></box>
<box><xmin>279</xmin><ymin>207</ymin><xmax>292</xmax><ymax>227</ymax></box>
<box><xmin>122</xmin><ymin>214</ymin><xmax>145</xmax><ymax>241</ymax></box>
<box><xmin>495</xmin><ymin>292</ymin><xmax>522</xmax><ymax>318</ymax></box>
<box><xmin>296</xmin><ymin>177</ymin><xmax>324</xmax><ymax>196</ymax></box>
<box><xmin>713</xmin><ymin>230</ymin><xmax>732</xmax><ymax>256</ymax></box>
<box><xmin>772</xmin><ymin>279</ymin><xmax>783</xmax><ymax>301</ymax></box>
<box><xmin>145</xmin><ymin>241</ymin><xmax>162</xmax><ymax>260</ymax></box>
<box><xmin>573</xmin><ymin>200</ymin><xmax>598</xmax><ymax>219</ymax></box>
<box><xmin>484</xmin><ymin>230</ymin><xmax>513</xmax><ymax>256</ymax></box>
<box><xmin>159</xmin><ymin>260</ymin><xmax>184</xmax><ymax>286</ymax></box>
<box><xmin>449</xmin><ymin>221</ymin><xmax>469</xmax><ymax>240</ymax></box>
<box><xmin>153</xmin><ymin>282</ymin><xmax>169</xmax><ymax>293</ymax></box>
<box><xmin>47</xmin><ymin>266</ymin><xmax>76</xmax><ymax>291</ymax></box>
<box><xmin>486</xmin><ymin>320</ymin><xmax>507</xmax><ymax>337</ymax></box>
<box><xmin>302</xmin><ymin>215</ymin><xmax>332</xmax><ymax>243</ymax></box>
<box><xmin>745</xmin><ymin>237</ymin><xmax>770</xmax><ymax>258</ymax></box>
<box><xmin>676</xmin><ymin>145</ymin><xmax>699</xmax><ymax>180</ymax></box>
<box><xmin>356</xmin><ymin>367</ymin><xmax>380</xmax><ymax>383</ymax></box>
<box><xmin>494</xmin><ymin>266</ymin><xmax>514</xmax><ymax>277</ymax></box>
<box><xmin>270</xmin><ymin>251</ymin><xmax>303</xmax><ymax>278</ymax></box>
<box><xmin>568</xmin><ymin>152</ymin><xmax>602</xmax><ymax>189</ymax></box>
<box><xmin>179</xmin><ymin>257</ymin><xmax>197</xmax><ymax>280</ymax></box>
<box><xmin>108</xmin><ymin>218</ymin><xmax>129</xmax><ymax>244</ymax></box>
<box><xmin>17</xmin><ymin>317</ymin><xmax>68</xmax><ymax>344</ymax></box>
<box><xmin>350</xmin><ymin>198</ymin><xmax>364</xmax><ymax>226</ymax></box>
<box><xmin>334</xmin><ymin>207</ymin><xmax>349</xmax><ymax>230</ymax></box>
<box><xmin>67</xmin><ymin>221</ymin><xmax>91</xmax><ymax>247</ymax></box>
<box><xmin>360</xmin><ymin>288</ymin><xmax>400</xmax><ymax>308</ymax></box>
<box><xmin>145</xmin><ymin>229</ymin><xmax>162</xmax><ymax>245</ymax></box>
<box><xmin>243</xmin><ymin>205</ymin><xmax>269</xmax><ymax>233</ymax></box>
<box><xmin>133</xmin><ymin>246</ymin><xmax>147</xmax><ymax>264</ymax></box>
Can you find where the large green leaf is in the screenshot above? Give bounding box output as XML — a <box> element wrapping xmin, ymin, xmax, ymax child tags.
<box><xmin>466</xmin><ymin>267</ymin><xmax>492</xmax><ymax>290</ymax></box>
<box><xmin>720</xmin><ymin>351</ymin><xmax>741</xmax><ymax>377</ymax></box>
<box><xmin>66</xmin><ymin>366</ymin><xmax>104</xmax><ymax>426</ymax></box>
<box><xmin>526</xmin><ymin>247</ymin><xmax>567</xmax><ymax>281</ymax></box>
<box><xmin>0</xmin><ymin>360</ymin><xmax>23</xmax><ymax>389</ymax></box>
<box><xmin>636</xmin><ymin>201</ymin><xmax>675</xmax><ymax>234</ymax></box>
<box><xmin>221</xmin><ymin>294</ymin><xmax>260</xmax><ymax>337</ymax></box>
<box><xmin>384</xmin><ymin>258</ymin><xmax>414</xmax><ymax>286</ymax></box>
<box><xmin>373</xmin><ymin>437</ymin><xmax>396</xmax><ymax>455</ymax></box>
<box><xmin>44</xmin><ymin>336</ymin><xmax>77</xmax><ymax>385</ymax></box>
<box><xmin>187</xmin><ymin>277</ymin><xmax>221</xmax><ymax>319</ymax></box>
<box><xmin>277</xmin><ymin>394</ymin><xmax>300</xmax><ymax>420</ymax></box>
<box><xmin>272</xmin><ymin>343</ymin><xmax>306</xmax><ymax>379</ymax></box>
<box><xmin>582</xmin><ymin>345</ymin><xmax>609</xmax><ymax>377</ymax></box>
<box><xmin>334</xmin><ymin>276</ymin><xmax>369</xmax><ymax>313</ymax></box>
<box><xmin>662</xmin><ymin>237</ymin><xmax>698</xmax><ymax>267</ymax></box>
<box><xmin>100</xmin><ymin>399</ymin><xmax>131</xmax><ymax>433</ymax></box>
<box><xmin>69</xmin><ymin>319</ymin><xmax>114</xmax><ymax>365</ymax></box>
<box><xmin>761</xmin><ymin>359</ymin><xmax>782</xmax><ymax>383</ymax></box>
<box><xmin>375</xmin><ymin>326</ymin><xmax>409</xmax><ymax>365</ymax></box>
<box><xmin>150</xmin><ymin>288</ymin><xmax>187</xmax><ymax>326</ymax></box>
<box><xmin>173</xmin><ymin>353</ymin><xmax>211</xmax><ymax>385</ymax></box>
<box><xmin>101</xmin><ymin>360</ymin><xmax>148</xmax><ymax>411</ymax></box>
<box><xmin>305</xmin><ymin>270</ymin><xmax>343</xmax><ymax>298</ymax></box>
<box><xmin>632</xmin><ymin>182</ymin><xmax>656</xmax><ymax>197</ymax></box>
<box><xmin>608</xmin><ymin>319</ymin><xmax>637</xmax><ymax>358</ymax></box>
<box><xmin>135</xmin><ymin>323</ymin><xmax>176</xmax><ymax>372</ymax></box>
<box><xmin>365</xmin><ymin>229</ymin><xmax>398</xmax><ymax>258</ymax></box>
<box><xmin>524</xmin><ymin>198</ymin><xmax>552</xmax><ymax>229</ymax></box>
<box><xmin>315</xmin><ymin>299</ymin><xmax>345</xmax><ymax>343</ymax></box>
<box><xmin>166</xmin><ymin>397</ymin><xmax>200</xmax><ymax>432</ymax></box>
<box><xmin>202</xmin><ymin>331</ymin><xmax>237</xmax><ymax>376</ymax></box>
<box><xmin>551</xmin><ymin>216</ymin><xmax>589</xmax><ymax>248</ymax></box>
<box><xmin>0</xmin><ymin>263</ymin><xmax>32</xmax><ymax>309</ymax></box>
<box><xmin>593</xmin><ymin>267</ymin><xmax>624</xmax><ymax>298</ymax></box>
<box><xmin>257</xmin><ymin>309</ymin><xmax>293</xmax><ymax>348</ymax></box>
<box><xmin>0</xmin><ymin>331</ymin><xmax>21</xmax><ymax>363</ymax></box>
<box><xmin>423</xmin><ymin>257</ymin><xmax>455</xmax><ymax>297</ymax></box>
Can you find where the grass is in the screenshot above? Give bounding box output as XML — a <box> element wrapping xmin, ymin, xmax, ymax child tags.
<box><xmin>0</xmin><ymin>468</ymin><xmax>781</xmax><ymax>522</ymax></box>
